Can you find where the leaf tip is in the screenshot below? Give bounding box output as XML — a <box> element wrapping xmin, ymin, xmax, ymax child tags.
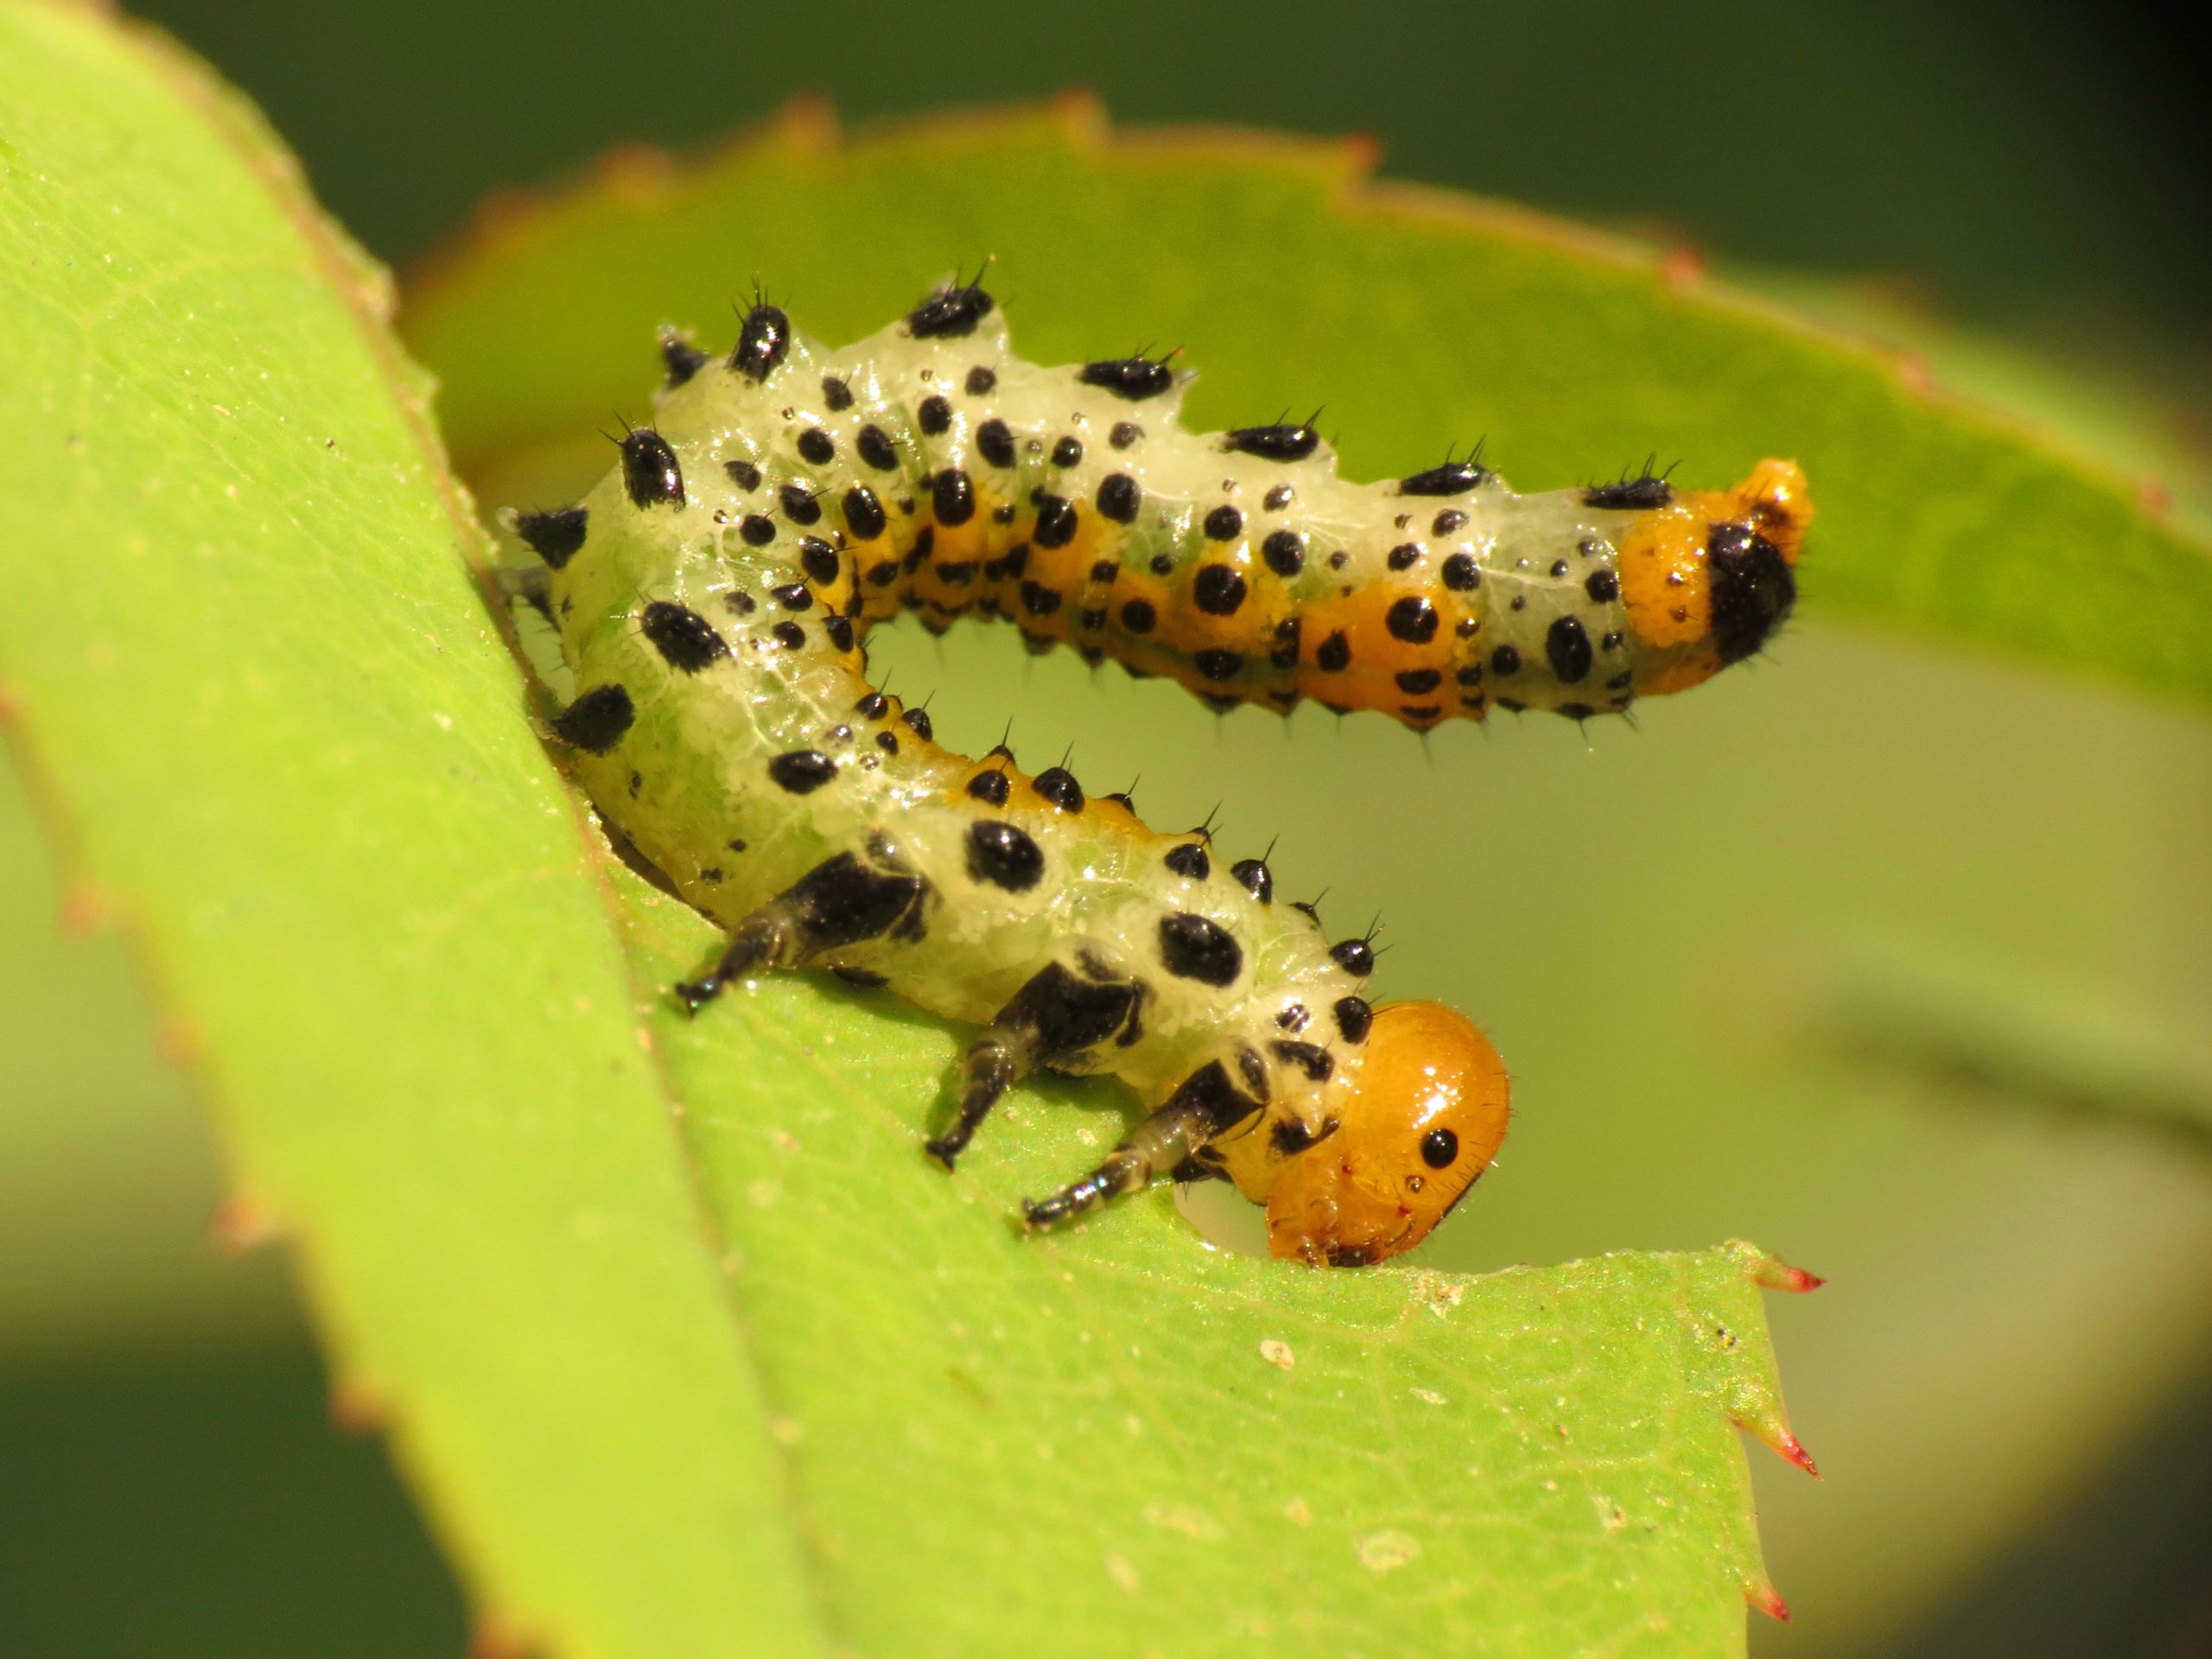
<box><xmin>328</xmin><ymin>1374</ymin><xmax>391</xmax><ymax>1435</ymax></box>
<box><xmin>1775</xmin><ymin>1431</ymin><xmax>1821</xmax><ymax>1480</ymax></box>
<box><xmin>1747</xmin><ymin>1581</ymin><xmax>1792</xmax><ymax>1622</ymax></box>
<box><xmin>57</xmin><ymin>880</ymin><xmax>112</xmax><ymax>935</ymax></box>
<box><xmin>1760</xmin><ymin>1259</ymin><xmax>1826</xmax><ymax>1295</ymax></box>
<box><xmin>1048</xmin><ymin>86</ymin><xmax>1109</xmax><ymax>144</ymax></box>
<box><xmin>1658</xmin><ymin>241</ymin><xmax>1707</xmax><ymax>290</ymax></box>
<box><xmin>768</xmin><ymin>92</ymin><xmax>839</xmax><ymax>154</ymax></box>
<box><xmin>467</xmin><ymin>1612</ymin><xmax>541</xmax><ymax>1659</ymax></box>
<box><xmin>208</xmin><ymin>1192</ymin><xmax>284</xmax><ymax>1254</ymax></box>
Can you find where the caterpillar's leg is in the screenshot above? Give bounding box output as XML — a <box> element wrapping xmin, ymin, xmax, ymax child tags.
<box><xmin>676</xmin><ymin>850</ymin><xmax>928</xmax><ymax>1014</ymax></box>
<box><xmin>924</xmin><ymin>1030</ymin><xmax>1035</xmax><ymax>1168</ymax></box>
<box><xmin>925</xmin><ymin>957</ymin><xmax>1147</xmax><ymax>1169</ymax></box>
<box><xmin>1020</xmin><ymin>1058</ymin><xmax>1261</xmax><ymax>1230</ymax></box>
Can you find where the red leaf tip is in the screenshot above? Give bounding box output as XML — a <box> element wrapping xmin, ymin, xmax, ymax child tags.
<box><xmin>1754</xmin><ymin>1255</ymin><xmax>1826</xmax><ymax>1294</ymax></box>
<box><xmin>1748</xmin><ymin>1583</ymin><xmax>1792</xmax><ymax>1622</ymax></box>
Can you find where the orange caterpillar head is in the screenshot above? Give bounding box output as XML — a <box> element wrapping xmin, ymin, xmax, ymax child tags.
<box><xmin>1618</xmin><ymin>458</ymin><xmax>1813</xmax><ymax>697</ymax></box>
<box><xmin>1265</xmin><ymin>1001</ymin><xmax>1510</xmax><ymax>1267</ymax></box>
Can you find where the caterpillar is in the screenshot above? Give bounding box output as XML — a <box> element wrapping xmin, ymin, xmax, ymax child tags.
<box><xmin>506</xmin><ymin>276</ymin><xmax>1810</xmax><ymax>1266</ymax></box>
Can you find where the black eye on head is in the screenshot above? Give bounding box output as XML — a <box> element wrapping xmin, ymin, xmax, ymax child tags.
<box><xmin>1420</xmin><ymin>1128</ymin><xmax>1459</xmax><ymax>1169</ymax></box>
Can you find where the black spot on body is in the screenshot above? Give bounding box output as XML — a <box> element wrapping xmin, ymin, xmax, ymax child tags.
<box><xmin>768</xmin><ymin>750</ymin><xmax>836</xmax><ymax>793</ymax></box>
<box><xmin>1269</xmin><ymin>617</ymin><xmax>1300</xmax><ymax>669</ymax></box>
<box><xmin>772</xmin><ymin>620</ymin><xmax>806</xmax><ymax>650</ymax></box>
<box><xmin>1033</xmin><ymin>494</ymin><xmax>1078</xmax><ymax>548</ymax></box>
<box><xmin>1386</xmin><ymin>596</ymin><xmax>1439</xmax><ymax>643</ymax></box>
<box><xmin>730</xmin><ymin>304</ymin><xmax>790</xmax><ymax>381</ymax></box>
<box><xmin>1330</xmin><ymin>938</ymin><xmax>1374</xmax><ymax>976</ymax></box>
<box><xmin>660</xmin><ymin>329</ymin><xmax>709</xmax><ymax>386</ymax></box>
<box><xmin>1432</xmin><ymin>509</ymin><xmax>1468</xmax><ymax>535</ymax></box>
<box><xmin>1158</xmin><ymin>912</ymin><xmax>1243</xmax><ymax>986</ymax></box>
<box><xmin>1440</xmin><ymin>551</ymin><xmax>1480</xmax><ymax>592</ymax></box>
<box><xmin>1546</xmin><ymin>616</ymin><xmax>1593</xmax><ymax>683</ymax></box>
<box><xmin>907</xmin><ymin>282</ymin><xmax>995</xmax><ymax>339</ymax></box>
<box><xmin>640</xmin><ymin>601</ymin><xmax>727</xmax><ymax>673</ymax></box>
<box><xmin>725</xmin><ymin>459</ymin><xmax>763</xmax><ymax>491</ymax></box>
<box><xmin>1121</xmin><ymin>597</ymin><xmax>1156</xmax><ymax>633</ymax></box>
<box><xmin>821</xmin><ymin>375</ymin><xmax>854</xmax><ymax>411</ymax></box>
<box><xmin>551</xmin><ymin>684</ymin><xmax>633</xmax><ymax>753</ymax></box>
<box><xmin>842</xmin><ymin>486</ymin><xmax>887</xmax><ymax>540</ymax></box>
<box><xmin>799</xmin><ymin>538</ymin><xmax>841</xmax><ymax>585</ymax></box>
<box><xmin>786</xmin><ymin>852</ymin><xmax>929</xmax><ymax>950</ymax></box>
<box><xmin>1586</xmin><ymin>569</ymin><xmax>1620</xmax><ymax>603</ymax></box>
<box><xmin>1395</xmin><ymin>667</ymin><xmax>1441</xmax><ymax>694</ymax></box>
<box><xmin>1262</xmin><ymin>530</ymin><xmax>1306</xmax><ymax>577</ymax></box>
<box><xmin>1096</xmin><ymin>474</ymin><xmax>1141</xmax><ymax>523</ymax></box>
<box><xmin>1194</xmin><ymin>649</ymin><xmax>1243</xmax><ymax>682</ymax></box>
<box><xmin>1421</xmin><ymin>1127</ymin><xmax>1459</xmax><ymax>1168</ymax></box>
<box><xmin>1388</xmin><ymin>543</ymin><xmax>1421</xmax><ymax>571</ymax></box>
<box><xmin>779</xmin><ymin>484</ymin><xmax>822</xmax><ymax>525</ymax></box>
<box><xmin>796</xmin><ymin>428</ymin><xmax>836</xmax><ymax>467</ymax></box>
<box><xmin>1491</xmin><ymin>644</ymin><xmax>1521</xmax><ymax>675</ymax></box>
<box><xmin>1333</xmin><ymin>995</ymin><xmax>1373</xmax><ymax>1042</ymax></box>
<box><xmin>515</xmin><ymin>506</ymin><xmax>588</xmax><ymax>569</ymax></box>
<box><xmin>1315</xmin><ymin>631</ymin><xmax>1351</xmax><ymax>671</ymax></box>
<box><xmin>1020</xmin><ymin>580</ymin><xmax>1063</xmax><ymax>615</ymax></box>
<box><xmin>621</xmin><ymin>429</ymin><xmax>684</xmax><ymax>508</ymax></box>
<box><xmin>769</xmin><ymin>582</ymin><xmax>812</xmax><ymax>612</ymax></box>
<box><xmin>918</xmin><ymin>395</ymin><xmax>953</xmax><ymax>436</ymax></box>
<box><xmin>1193</xmin><ymin>565</ymin><xmax>1247</xmax><ymax>614</ymax></box>
<box><xmin>1225</xmin><ymin>423</ymin><xmax>1319</xmax><ymax>462</ymax></box>
<box><xmin>1272</xmin><ymin>1041</ymin><xmax>1334</xmax><ymax>1082</ymax></box>
<box><xmin>1033</xmin><ymin>766</ymin><xmax>1084</xmax><ymax>812</ymax></box>
<box><xmin>856</xmin><ymin>424</ymin><xmax>899</xmax><ymax>473</ymax></box>
<box><xmin>1164</xmin><ymin>842</ymin><xmax>1210</xmax><ymax>879</ymax></box>
<box><xmin>976</xmin><ymin>418</ymin><xmax>1015</xmax><ymax>468</ymax></box>
<box><xmin>1400</xmin><ymin>461</ymin><xmax>1490</xmax><ymax>496</ymax></box>
<box><xmin>866</xmin><ymin>559</ymin><xmax>899</xmax><ymax>587</ymax></box>
<box><xmin>1109</xmin><ymin>421</ymin><xmax>1143</xmax><ymax>448</ymax></box>
<box><xmin>999</xmin><ymin>961</ymin><xmax>1144</xmax><ymax>1058</ymax></box>
<box><xmin>1707</xmin><ymin>522</ymin><xmax>1796</xmax><ymax>663</ymax></box>
<box><xmin>902</xmin><ymin>707</ymin><xmax>934</xmax><ymax>741</ymax></box>
<box><xmin>822</xmin><ymin>614</ymin><xmax>855</xmax><ymax>651</ymax></box>
<box><xmin>933</xmin><ymin>469</ymin><xmax>976</xmax><ymax>525</ymax></box>
<box><xmin>967</xmin><ymin>768</ymin><xmax>1010</xmax><ymax>806</ymax></box>
<box><xmin>964</xmin><ymin>365</ymin><xmax>996</xmax><ymax>396</ymax></box>
<box><xmin>1231</xmin><ymin>858</ymin><xmax>1272</xmax><ymax>903</ymax></box>
<box><xmin>856</xmin><ymin>692</ymin><xmax>889</xmax><ymax>719</ymax></box>
<box><xmin>1583</xmin><ymin>475</ymin><xmax>1674</xmax><ymax>511</ymax></box>
<box><xmin>1204</xmin><ymin>505</ymin><xmax>1243</xmax><ymax>542</ymax></box>
<box><xmin>1052</xmin><ymin>436</ymin><xmax>1084</xmax><ymax>468</ymax></box>
<box><xmin>1079</xmin><ymin>357</ymin><xmax>1175</xmax><ymax>400</ymax></box>
<box><xmin>966</xmin><ymin>821</ymin><xmax>1045</xmax><ymax>892</ymax></box>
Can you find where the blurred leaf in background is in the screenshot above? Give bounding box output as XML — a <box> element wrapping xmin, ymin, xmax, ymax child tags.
<box><xmin>5</xmin><ymin>0</ymin><xmax>2208</xmax><ymax>1656</ymax></box>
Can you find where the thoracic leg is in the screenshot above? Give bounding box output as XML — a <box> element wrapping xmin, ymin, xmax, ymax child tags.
<box><xmin>925</xmin><ymin>957</ymin><xmax>1147</xmax><ymax>1168</ymax></box>
<box><xmin>677</xmin><ymin>849</ymin><xmax>929</xmax><ymax>1014</ymax></box>
<box><xmin>1021</xmin><ymin>1058</ymin><xmax>1261</xmax><ymax>1230</ymax></box>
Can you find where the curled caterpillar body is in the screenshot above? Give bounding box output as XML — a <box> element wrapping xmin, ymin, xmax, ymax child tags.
<box><xmin>513</xmin><ymin>279</ymin><xmax>1808</xmax><ymax>1265</ymax></box>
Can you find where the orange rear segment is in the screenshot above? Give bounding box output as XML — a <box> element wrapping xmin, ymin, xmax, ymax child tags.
<box><xmin>1620</xmin><ymin>457</ymin><xmax>1811</xmax><ymax>698</ymax></box>
<box><xmin>1265</xmin><ymin>1001</ymin><xmax>1510</xmax><ymax>1266</ymax></box>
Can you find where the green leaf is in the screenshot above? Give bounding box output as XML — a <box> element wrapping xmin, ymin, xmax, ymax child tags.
<box><xmin>0</xmin><ymin>22</ymin><xmax>1812</xmax><ymax>1659</ymax></box>
<box><xmin>0</xmin><ymin>8</ymin><xmax>820</xmax><ymax>1655</ymax></box>
<box><xmin>400</xmin><ymin>98</ymin><xmax>2212</xmax><ymax>709</ymax></box>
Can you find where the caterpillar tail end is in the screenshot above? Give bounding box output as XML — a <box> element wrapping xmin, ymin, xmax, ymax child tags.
<box><xmin>1619</xmin><ymin>457</ymin><xmax>1814</xmax><ymax>698</ymax></box>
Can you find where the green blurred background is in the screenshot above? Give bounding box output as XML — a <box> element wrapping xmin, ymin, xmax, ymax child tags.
<box><xmin>3</xmin><ymin>2</ymin><xmax>2207</xmax><ymax>1655</ymax></box>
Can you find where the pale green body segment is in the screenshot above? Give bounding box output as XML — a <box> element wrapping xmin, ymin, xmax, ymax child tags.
<box><xmin>542</xmin><ymin>311</ymin><xmax>1378</xmax><ymax>1197</ymax></box>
